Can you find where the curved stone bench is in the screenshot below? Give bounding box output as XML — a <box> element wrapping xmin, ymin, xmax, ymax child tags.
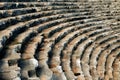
<box><xmin>105</xmin><ymin>44</ymin><xmax>120</xmax><ymax>80</ymax></box>
<box><xmin>0</xmin><ymin>0</ymin><xmax>120</xmax><ymax>80</ymax></box>
<box><xmin>112</xmin><ymin>55</ymin><xmax>120</xmax><ymax>80</ymax></box>
<box><xmin>89</xmin><ymin>33</ymin><xmax>119</xmax><ymax>79</ymax></box>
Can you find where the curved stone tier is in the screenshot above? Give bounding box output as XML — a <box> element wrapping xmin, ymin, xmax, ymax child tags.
<box><xmin>0</xmin><ymin>0</ymin><xmax>120</xmax><ymax>80</ymax></box>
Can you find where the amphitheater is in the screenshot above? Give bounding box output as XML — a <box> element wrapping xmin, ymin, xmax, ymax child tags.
<box><xmin>0</xmin><ymin>0</ymin><xmax>120</xmax><ymax>80</ymax></box>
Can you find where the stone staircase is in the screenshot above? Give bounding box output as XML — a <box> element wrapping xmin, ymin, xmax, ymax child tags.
<box><xmin>0</xmin><ymin>0</ymin><xmax>120</xmax><ymax>80</ymax></box>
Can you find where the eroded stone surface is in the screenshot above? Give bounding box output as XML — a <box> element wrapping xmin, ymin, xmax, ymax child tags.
<box><xmin>0</xmin><ymin>0</ymin><xmax>120</xmax><ymax>80</ymax></box>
